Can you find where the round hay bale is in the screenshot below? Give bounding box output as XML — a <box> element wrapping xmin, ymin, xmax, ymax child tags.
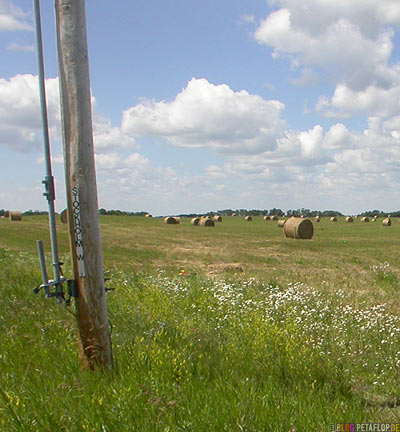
<box><xmin>314</xmin><ymin>216</ymin><xmax>320</xmax><ymax>222</ymax></box>
<box><xmin>277</xmin><ymin>219</ymin><xmax>286</xmax><ymax>228</ymax></box>
<box><xmin>9</xmin><ymin>211</ymin><xmax>22</xmax><ymax>221</ymax></box>
<box><xmin>283</xmin><ymin>217</ymin><xmax>313</xmax><ymax>240</ymax></box>
<box><xmin>0</xmin><ymin>215</ymin><xmax>5</xmax><ymax>219</ymax></box>
<box><xmin>245</xmin><ymin>216</ymin><xmax>252</xmax><ymax>221</ymax></box>
<box><xmin>164</xmin><ymin>216</ymin><xmax>179</xmax><ymax>224</ymax></box>
<box><xmin>231</xmin><ymin>213</ymin><xmax>237</xmax><ymax>217</ymax></box>
<box><xmin>144</xmin><ymin>213</ymin><xmax>152</xmax><ymax>218</ymax></box>
<box><xmin>382</xmin><ymin>218</ymin><xmax>391</xmax><ymax>226</ymax></box>
<box><xmin>345</xmin><ymin>216</ymin><xmax>353</xmax><ymax>223</ymax></box>
<box><xmin>270</xmin><ymin>215</ymin><xmax>278</xmax><ymax>221</ymax></box>
<box><xmin>263</xmin><ymin>215</ymin><xmax>270</xmax><ymax>221</ymax></box>
<box><xmin>213</xmin><ymin>215</ymin><xmax>222</xmax><ymax>222</ymax></box>
<box><xmin>200</xmin><ymin>218</ymin><xmax>215</xmax><ymax>227</ymax></box>
<box><xmin>330</xmin><ymin>217</ymin><xmax>337</xmax><ymax>222</ymax></box>
<box><xmin>191</xmin><ymin>217</ymin><xmax>201</xmax><ymax>226</ymax></box>
<box><xmin>60</xmin><ymin>208</ymin><xmax>68</xmax><ymax>224</ymax></box>
<box><xmin>360</xmin><ymin>217</ymin><xmax>369</xmax><ymax>222</ymax></box>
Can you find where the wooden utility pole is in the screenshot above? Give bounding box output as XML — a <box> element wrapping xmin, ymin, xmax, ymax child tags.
<box><xmin>55</xmin><ymin>0</ymin><xmax>112</xmax><ymax>369</ymax></box>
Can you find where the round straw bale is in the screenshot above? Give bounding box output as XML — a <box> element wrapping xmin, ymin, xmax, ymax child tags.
<box><xmin>0</xmin><ymin>215</ymin><xmax>5</xmax><ymax>219</ymax></box>
<box><xmin>360</xmin><ymin>217</ymin><xmax>369</xmax><ymax>222</ymax></box>
<box><xmin>213</xmin><ymin>215</ymin><xmax>222</xmax><ymax>222</ymax></box>
<box><xmin>330</xmin><ymin>217</ymin><xmax>337</xmax><ymax>222</ymax></box>
<box><xmin>200</xmin><ymin>218</ymin><xmax>215</xmax><ymax>227</ymax></box>
<box><xmin>9</xmin><ymin>211</ymin><xmax>22</xmax><ymax>221</ymax></box>
<box><xmin>314</xmin><ymin>216</ymin><xmax>320</xmax><ymax>222</ymax></box>
<box><xmin>60</xmin><ymin>208</ymin><xmax>68</xmax><ymax>224</ymax></box>
<box><xmin>191</xmin><ymin>217</ymin><xmax>201</xmax><ymax>226</ymax></box>
<box><xmin>270</xmin><ymin>215</ymin><xmax>278</xmax><ymax>221</ymax></box>
<box><xmin>144</xmin><ymin>213</ymin><xmax>152</xmax><ymax>218</ymax></box>
<box><xmin>164</xmin><ymin>216</ymin><xmax>179</xmax><ymax>224</ymax></box>
<box><xmin>277</xmin><ymin>219</ymin><xmax>286</xmax><ymax>228</ymax></box>
<box><xmin>283</xmin><ymin>217</ymin><xmax>313</xmax><ymax>240</ymax></box>
<box><xmin>382</xmin><ymin>218</ymin><xmax>391</xmax><ymax>226</ymax></box>
<box><xmin>245</xmin><ymin>216</ymin><xmax>252</xmax><ymax>221</ymax></box>
<box><xmin>263</xmin><ymin>215</ymin><xmax>270</xmax><ymax>221</ymax></box>
<box><xmin>345</xmin><ymin>216</ymin><xmax>353</xmax><ymax>223</ymax></box>
<box><xmin>231</xmin><ymin>213</ymin><xmax>237</xmax><ymax>216</ymax></box>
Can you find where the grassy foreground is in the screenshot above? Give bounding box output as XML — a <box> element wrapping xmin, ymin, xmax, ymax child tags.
<box><xmin>1</xmin><ymin>216</ymin><xmax>400</xmax><ymax>429</ymax></box>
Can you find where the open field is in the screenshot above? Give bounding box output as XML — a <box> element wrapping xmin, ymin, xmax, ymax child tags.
<box><xmin>2</xmin><ymin>215</ymin><xmax>400</xmax><ymax>308</ymax></box>
<box><xmin>1</xmin><ymin>215</ymin><xmax>400</xmax><ymax>429</ymax></box>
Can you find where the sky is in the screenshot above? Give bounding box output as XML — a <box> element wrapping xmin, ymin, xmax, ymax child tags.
<box><xmin>1</xmin><ymin>0</ymin><xmax>400</xmax><ymax>216</ymax></box>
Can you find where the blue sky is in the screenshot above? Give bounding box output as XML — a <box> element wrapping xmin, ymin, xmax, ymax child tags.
<box><xmin>1</xmin><ymin>0</ymin><xmax>400</xmax><ymax>215</ymax></box>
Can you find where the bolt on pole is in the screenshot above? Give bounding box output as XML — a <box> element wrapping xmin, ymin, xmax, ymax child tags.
<box><xmin>54</xmin><ymin>0</ymin><xmax>112</xmax><ymax>369</ymax></box>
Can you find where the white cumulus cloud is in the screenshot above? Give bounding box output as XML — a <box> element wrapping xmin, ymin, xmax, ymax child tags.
<box><xmin>0</xmin><ymin>74</ymin><xmax>60</xmax><ymax>152</ymax></box>
<box><xmin>316</xmin><ymin>82</ymin><xmax>400</xmax><ymax>119</ymax></box>
<box><xmin>121</xmin><ymin>78</ymin><xmax>285</xmax><ymax>154</ymax></box>
<box><xmin>0</xmin><ymin>0</ymin><xmax>32</xmax><ymax>31</ymax></box>
<box><xmin>0</xmin><ymin>74</ymin><xmax>136</xmax><ymax>153</ymax></box>
<box><xmin>92</xmin><ymin>111</ymin><xmax>137</xmax><ymax>152</ymax></box>
<box><xmin>221</xmin><ymin>120</ymin><xmax>400</xmax><ymax>195</ymax></box>
<box><xmin>255</xmin><ymin>0</ymin><xmax>400</xmax><ymax>131</ymax></box>
<box><xmin>255</xmin><ymin>4</ymin><xmax>398</xmax><ymax>91</ymax></box>
<box><xmin>6</xmin><ymin>41</ymin><xmax>34</xmax><ymax>52</ymax></box>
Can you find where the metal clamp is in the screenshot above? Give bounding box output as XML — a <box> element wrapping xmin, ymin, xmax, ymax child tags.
<box><xmin>42</xmin><ymin>175</ymin><xmax>55</xmax><ymax>202</ymax></box>
<box><xmin>35</xmin><ymin>240</ymin><xmax>72</xmax><ymax>304</ymax></box>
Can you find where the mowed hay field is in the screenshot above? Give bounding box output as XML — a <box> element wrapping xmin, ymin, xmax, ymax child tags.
<box><xmin>1</xmin><ymin>215</ymin><xmax>400</xmax><ymax>430</ymax></box>
<box><xmin>2</xmin><ymin>215</ymin><xmax>399</xmax><ymax>308</ymax></box>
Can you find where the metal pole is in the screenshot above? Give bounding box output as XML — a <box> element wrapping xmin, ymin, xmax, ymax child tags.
<box><xmin>36</xmin><ymin>240</ymin><xmax>50</xmax><ymax>297</ymax></box>
<box><xmin>33</xmin><ymin>0</ymin><xmax>62</xmax><ymax>301</ymax></box>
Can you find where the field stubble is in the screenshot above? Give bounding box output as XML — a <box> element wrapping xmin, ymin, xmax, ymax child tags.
<box><xmin>101</xmin><ymin>216</ymin><xmax>400</xmax><ymax>309</ymax></box>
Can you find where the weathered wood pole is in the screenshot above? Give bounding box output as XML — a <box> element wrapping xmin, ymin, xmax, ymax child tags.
<box><xmin>55</xmin><ymin>0</ymin><xmax>112</xmax><ymax>369</ymax></box>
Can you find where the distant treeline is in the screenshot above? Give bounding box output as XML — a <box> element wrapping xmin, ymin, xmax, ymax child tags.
<box><xmin>190</xmin><ymin>208</ymin><xmax>397</xmax><ymax>217</ymax></box>
<box><xmin>210</xmin><ymin>208</ymin><xmax>342</xmax><ymax>217</ymax></box>
<box><xmin>23</xmin><ymin>210</ymin><xmax>48</xmax><ymax>216</ymax></box>
<box><xmin>1</xmin><ymin>208</ymin><xmax>398</xmax><ymax>218</ymax></box>
<box><xmin>0</xmin><ymin>209</ymin><xmax>48</xmax><ymax>216</ymax></box>
<box><xmin>98</xmin><ymin>209</ymin><xmax>148</xmax><ymax>216</ymax></box>
<box><xmin>357</xmin><ymin>210</ymin><xmax>400</xmax><ymax>217</ymax></box>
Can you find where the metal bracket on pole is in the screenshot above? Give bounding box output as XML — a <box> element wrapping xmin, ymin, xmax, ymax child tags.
<box><xmin>34</xmin><ymin>240</ymin><xmax>79</xmax><ymax>304</ymax></box>
<box><xmin>42</xmin><ymin>175</ymin><xmax>55</xmax><ymax>202</ymax></box>
<box><xmin>35</xmin><ymin>240</ymin><xmax>67</xmax><ymax>304</ymax></box>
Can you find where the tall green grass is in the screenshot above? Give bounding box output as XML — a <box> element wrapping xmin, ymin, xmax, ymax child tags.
<box><xmin>1</xmin><ymin>247</ymin><xmax>399</xmax><ymax>430</ymax></box>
